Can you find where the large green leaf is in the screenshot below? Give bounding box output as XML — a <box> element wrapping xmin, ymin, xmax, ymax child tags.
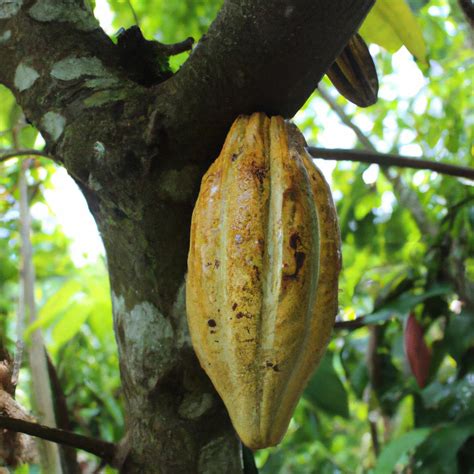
<box><xmin>360</xmin><ymin>0</ymin><xmax>427</xmax><ymax>63</ymax></box>
<box><xmin>414</xmin><ymin>417</ymin><xmax>474</xmax><ymax>474</ymax></box>
<box><xmin>26</xmin><ymin>279</ymin><xmax>83</xmax><ymax>335</ymax></box>
<box><xmin>363</xmin><ymin>284</ymin><xmax>452</xmax><ymax>324</ymax></box>
<box><xmin>444</xmin><ymin>310</ymin><xmax>474</xmax><ymax>361</ymax></box>
<box><xmin>374</xmin><ymin>428</ymin><xmax>430</xmax><ymax>474</ymax></box>
<box><xmin>341</xmin><ymin>335</ymin><xmax>369</xmax><ymax>399</ymax></box>
<box><xmin>51</xmin><ymin>299</ymin><xmax>92</xmax><ymax>349</ymax></box>
<box><xmin>304</xmin><ymin>353</ymin><xmax>349</xmax><ymax>418</ymax></box>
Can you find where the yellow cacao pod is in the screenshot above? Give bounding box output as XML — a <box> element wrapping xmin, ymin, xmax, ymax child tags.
<box><xmin>186</xmin><ymin>113</ymin><xmax>341</xmax><ymax>449</ymax></box>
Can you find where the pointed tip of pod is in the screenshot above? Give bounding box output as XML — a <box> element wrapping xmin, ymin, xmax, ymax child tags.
<box><xmin>327</xmin><ymin>33</ymin><xmax>379</xmax><ymax>108</ymax></box>
<box><xmin>239</xmin><ymin>430</ymin><xmax>283</xmax><ymax>451</ymax></box>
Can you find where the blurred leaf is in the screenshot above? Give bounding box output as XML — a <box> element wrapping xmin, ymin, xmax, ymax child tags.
<box><xmin>420</xmin><ymin>373</ymin><xmax>474</xmax><ymax>422</ymax></box>
<box><xmin>363</xmin><ymin>284</ymin><xmax>452</xmax><ymax>324</ymax></box>
<box><xmin>51</xmin><ymin>300</ymin><xmax>92</xmax><ymax>349</ymax></box>
<box><xmin>360</xmin><ymin>0</ymin><xmax>427</xmax><ymax>63</ymax></box>
<box><xmin>354</xmin><ymin>191</ymin><xmax>381</xmax><ymax>221</ymax></box>
<box><xmin>414</xmin><ymin>417</ymin><xmax>474</xmax><ymax>474</ymax></box>
<box><xmin>304</xmin><ymin>353</ymin><xmax>349</xmax><ymax>418</ymax></box>
<box><xmin>374</xmin><ymin>428</ymin><xmax>430</xmax><ymax>474</ymax></box>
<box><xmin>341</xmin><ymin>335</ymin><xmax>369</xmax><ymax>399</ymax></box>
<box><xmin>26</xmin><ymin>279</ymin><xmax>83</xmax><ymax>335</ymax></box>
<box><xmin>445</xmin><ymin>310</ymin><xmax>474</xmax><ymax>362</ymax></box>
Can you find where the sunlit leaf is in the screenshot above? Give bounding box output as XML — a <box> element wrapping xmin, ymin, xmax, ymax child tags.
<box><xmin>374</xmin><ymin>428</ymin><xmax>430</xmax><ymax>474</ymax></box>
<box><xmin>51</xmin><ymin>299</ymin><xmax>92</xmax><ymax>349</ymax></box>
<box><xmin>26</xmin><ymin>279</ymin><xmax>82</xmax><ymax>335</ymax></box>
<box><xmin>363</xmin><ymin>284</ymin><xmax>452</xmax><ymax>324</ymax></box>
<box><xmin>360</xmin><ymin>0</ymin><xmax>427</xmax><ymax>63</ymax></box>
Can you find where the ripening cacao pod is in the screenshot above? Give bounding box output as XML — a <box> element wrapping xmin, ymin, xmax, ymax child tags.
<box><xmin>186</xmin><ymin>113</ymin><xmax>341</xmax><ymax>449</ymax></box>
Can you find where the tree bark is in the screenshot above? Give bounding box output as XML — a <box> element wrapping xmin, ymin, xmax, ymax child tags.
<box><xmin>0</xmin><ymin>0</ymin><xmax>374</xmax><ymax>471</ymax></box>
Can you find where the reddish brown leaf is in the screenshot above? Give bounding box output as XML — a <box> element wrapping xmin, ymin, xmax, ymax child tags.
<box><xmin>404</xmin><ymin>313</ymin><xmax>432</xmax><ymax>388</ymax></box>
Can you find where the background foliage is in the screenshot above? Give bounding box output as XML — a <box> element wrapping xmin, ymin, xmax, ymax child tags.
<box><xmin>1</xmin><ymin>0</ymin><xmax>473</xmax><ymax>472</ymax></box>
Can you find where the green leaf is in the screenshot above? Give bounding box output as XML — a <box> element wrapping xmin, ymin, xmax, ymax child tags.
<box><xmin>341</xmin><ymin>335</ymin><xmax>369</xmax><ymax>399</ymax></box>
<box><xmin>374</xmin><ymin>428</ymin><xmax>430</xmax><ymax>474</ymax></box>
<box><xmin>51</xmin><ymin>300</ymin><xmax>92</xmax><ymax>349</ymax></box>
<box><xmin>26</xmin><ymin>279</ymin><xmax>83</xmax><ymax>336</ymax></box>
<box><xmin>363</xmin><ymin>284</ymin><xmax>451</xmax><ymax>324</ymax></box>
<box><xmin>354</xmin><ymin>192</ymin><xmax>381</xmax><ymax>221</ymax></box>
<box><xmin>445</xmin><ymin>310</ymin><xmax>474</xmax><ymax>361</ymax></box>
<box><xmin>304</xmin><ymin>353</ymin><xmax>349</xmax><ymax>418</ymax></box>
<box><xmin>420</xmin><ymin>375</ymin><xmax>474</xmax><ymax>422</ymax></box>
<box><xmin>414</xmin><ymin>418</ymin><xmax>474</xmax><ymax>474</ymax></box>
<box><xmin>360</xmin><ymin>0</ymin><xmax>427</xmax><ymax>63</ymax></box>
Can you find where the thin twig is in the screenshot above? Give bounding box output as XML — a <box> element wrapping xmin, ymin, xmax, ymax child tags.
<box><xmin>0</xmin><ymin>149</ymin><xmax>53</xmax><ymax>163</ymax></box>
<box><xmin>0</xmin><ymin>128</ymin><xmax>14</xmax><ymax>137</ymax></box>
<box><xmin>158</xmin><ymin>37</ymin><xmax>195</xmax><ymax>56</ymax></box>
<box><xmin>369</xmin><ymin>416</ymin><xmax>380</xmax><ymax>457</ymax></box>
<box><xmin>46</xmin><ymin>353</ymin><xmax>80</xmax><ymax>472</ymax></box>
<box><xmin>126</xmin><ymin>0</ymin><xmax>140</xmax><ymax>27</ymax></box>
<box><xmin>11</xmin><ymin>128</ymin><xmax>30</xmax><ymax>389</ymax></box>
<box><xmin>333</xmin><ymin>316</ymin><xmax>367</xmax><ymax>330</ymax></box>
<box><xmin>308</xmin><ymin>147</ymin><xmax>474</xmax><ymax>181</ymax></box>
<box><xmin>367</xmin><ymin>326</ymin><xmax>382</xmax><ymax>458</ymax></box>
<box><xmin>17</xmin><ymin>129</ymin><xmax>62</xmax><ymax>472</ymax></box>
<box><xmin>13</xmin><ymin>251</ymin><xmax>25</xmax><ymax>390</ymax></box>
<box><xmin>0</xmin><ymin>415</ymin><xmax>117</xmax><ymax>466</ymax></box>
<box><xmin>318</xmin><ymin>84</ymin><xmax>437</xmax><ymax>236</ymax></box>
<box><xmin>458</xmin><ymin>0</ymin><xmax>474</xmax><ymax>28</ymax></box>
<box><xmin>0</xmin><ymin>124</ymin><xmax>27</xmax><ymax>137</ymax></box>
<box><xmin>318</xmin><ymin>86</ymin><xmax>374</xmax><ymax>150</ymax></box>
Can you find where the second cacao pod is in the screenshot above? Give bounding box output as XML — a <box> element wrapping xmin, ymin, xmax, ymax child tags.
<box><xmin>186</xmin><ymin>113</ymin><xmax>341</xmax><ymax>449</ymax></box>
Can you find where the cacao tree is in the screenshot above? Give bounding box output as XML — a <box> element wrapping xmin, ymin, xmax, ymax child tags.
<box><xmin>1</xmin><ymin>0</ymin><xmax>473</xmax><ymax>473</ymax></box>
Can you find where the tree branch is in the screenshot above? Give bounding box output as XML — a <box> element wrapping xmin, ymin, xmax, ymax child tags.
<box><xmin>181</xmin><ymin>0</ymin><xmax>375</xmax><ymax>116</ymax></box>
<box><xmin>458</xmin><ymin>0</ymin><xmax>474</xmax><ymax>27</ymax></box>
<box><xmin>126</xmin><ymin>0</ymin><xmax>141</xmax><ymax>27</ymax></box>
<box><xmin>308</xmin><ymin>147</ymin><xmax>474</xmax><ymax>180</ymax></box>
<box><xmin>0</xmin><ymin>0</ymin><xmax>130</xmax><ymax>151</ymax></box>
<box><xmin>0</xmin><ymin>415</ymin><xmax>116</xmax><ymax>466</ymax></box>
<box><xmin>157</xmin><ymin>37</ymin><xmax>194</xmax><ymax>56</ymax></box>
<box><xmin>0</xmin><ymin>149</ymin><xmax>53</xmax><ymax>163</ymax></box>
<box><xmin>1</xmin><ymin>0</ymin><xmax>377</xmax><ymax>195</ymax></box>
<box><xmin>334</xmin><ymin>317</ymin><xmax>368</xmax><ymax>330</ymax></box>
<box><xmin>317</xmin><ymin>84</ymin><xmax>437</xmax><ymax>237</ymax></box>
<box><xmin>152</xmin><ymin>0</ymin><xmax>375</xmax><ymax>165</ymax></box>
<box><xmin>318</xmin><ymin>85</ymin><xmax>375</xmax><ymax>149</ymax></box>
<box><xmin>46</xmin><ymin>353</ymin><xmax>80</xmax><ymax>473</ymax></box>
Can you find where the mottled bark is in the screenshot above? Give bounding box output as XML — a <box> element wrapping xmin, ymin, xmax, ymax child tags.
<box><xmin>0</xmin><ymin>0</ymin><xmax>374</xmax><ymax>471</ymax></box>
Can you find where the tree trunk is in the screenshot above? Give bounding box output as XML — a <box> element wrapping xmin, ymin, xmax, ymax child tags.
<box><xmin>0</xmin><ymin>0</ymin><xmax>375</xmax><ymax>471</ymax></box>
<box><xmin>88</xmin><ymin>191</ymin><xmax>242</xmax><ymax>472</ymax></box>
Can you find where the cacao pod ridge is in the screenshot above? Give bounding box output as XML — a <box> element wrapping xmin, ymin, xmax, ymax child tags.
<box><xmin>186</xmin><ymin>113</ymin><xmax>341</xmax><ymax>449</ymax></box>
